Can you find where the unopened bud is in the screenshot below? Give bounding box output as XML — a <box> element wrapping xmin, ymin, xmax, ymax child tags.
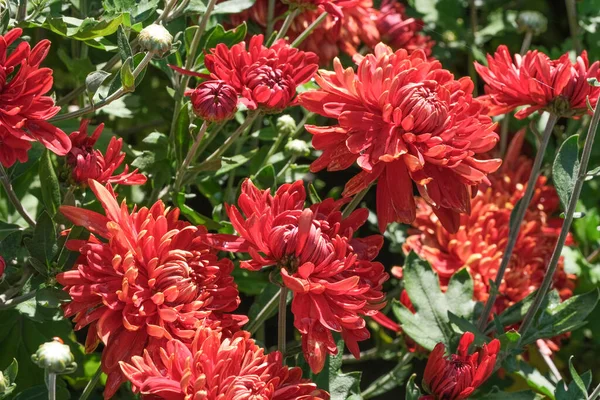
<box><xmin>187</xmin><ymin>80</ymin><xmax>238</xmax><ymax>122</ymax></box>
<box><xmin>31</xmin><ymin>338</ymin><xmax>77</xmax><ymax>374</ymax></box>
<box><xmin>276</xmin><ymin>115</ymin><xmax>297</xmax><ymax>137</ymax></box>
<box><xmin>285</xmin><ymin>139</ymin><xmax>311</xmax><ymax>157</ymax></box>
<box><xmin>516</xmin><ymin>11</ymin><xmax>547</xmax><ymax>36</ymax></box>
<box><xmin>138</xmin><ymin>24</ymin><xmax>173</xmax><ymax>56</ymax></box>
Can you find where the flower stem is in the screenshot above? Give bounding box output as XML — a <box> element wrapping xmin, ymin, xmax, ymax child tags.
<box><xmin>47</xmin><ymin>372</ymin><xmax>57</xmax><ymax>400</ymax></box>
<box><xmin>565</xmin><ymin>0</ymin><xmax>582</xmax><ymax>54</ymax></box>
<box><xmin>342</xmin><ymin>185</ymin><xmax>371</xmax><ymax>218</ymax></box>
<box><xmin>199</xmin><ymin>113</ymin><xmax>259</xmax><ymax>167</ymax></box>
<box><xmin>173</xmin><ymin>121</ymin><xmax>209</xmax><ymax>193</ymax></box>
<box><xmin>168</xmin><ymin>0</ymin><xmax>217</xmax><ymax>141</ymax></box>
<box><xmin>276</xmin><ymin>156</ymin><xmax>297</xmax><ymax>180</ymax></box>
<box><xmin>590</xmin><ymin>383</ymin><xmax>600</xmax><ymax>400</ymax></box>
<box><xmin>0</xmin><ymin>290</ymin><xmax>36</xmax><ymax>310</ymax></box>
<box><xmin>0</xmin><ymin>165</ymin><xmax>36</xmax><ymax>227</ymax></box>
<box><xmin>79</xmin><ymin>364</ymin><xmax>102</xmax><ymax>400</ymax></box>
<box><xmin>278</xmin><ymin>286</ymin><xmax>288</xmax><ymax>355</ymax></box>
<box><xmin>468</xmin><ymin>0</ymin><xmax>478</xmax><ymax>96</ymax></box>
<box><xmin>274</xmin><ymin>9</ymin><xmax>300</xmax><ymax>42</ymax></box>
<box><xmin>17</xmin><ymin>0</ymin><xmax>27</xmax><ymax>21</ymax></box>
<box><xmin>477</xmin><ymin>113</ymin><xmax>559</xmax><ymax>331</ymax></box>
<box><xmin>51</xmin><ymin>51</ymin><xmax>154</xmax><ymax>122</ymax></box>
<box><xmin>291</xmin><ymin>12</ymin><xmax>328</xmax><ymax>48</ymax></box>
<box><xmin>520</xmin><ymin>31</ymin><xmax>533</xmax><ymax>55</ymax></box>
<box><xmin>246</xmin><ymin>288</ymin><xmax>281</xmax><ymax>334</ymax></box>
<box><xmin>536</xmin><ymin>339</ymin><xmax>563</xmax><ymax>383</ymax></box>
<box><xmin>266</xmin><ymin>0</ymin><xmax>276</xmax><ymax>38</ymax></box>
<box><xmin>518</xmin><ymin>104</ymin><xmax>600</xmax><ymax>341</ymax></box>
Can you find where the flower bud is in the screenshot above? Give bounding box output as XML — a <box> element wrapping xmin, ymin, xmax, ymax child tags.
<box><xmin>187</xmin><ymin>80</ymin><xmax>238</xmax><ymax>122</ymax></box>
<box><xmin>0</xmin><ymin>256</ymin><xmax>5</xmax><ymax>280</ymax></box>
<box><xmin>285</xmin><ymin>139</ymin><xmax>311</xmax><ymax>157</ymax></box>
<box><xmin>276</xmin><ymin>115</ymin><xmax>297</xmax><ymax>136</ymax></box>
<box><xmin>516</xmin><ymin>11</ymin><xmax>547</xmax><ymax>36</ymax></box>
<box><xmin>138</xmin><ymin>24</ymin><xmax>173</xmax><ymax>56</ymax></box>
<box><xmin>31</xmin><ymin>338</ymin><xmax>77</xmax><ymax>374</ymax></box>
<box><xmin>0</xmin><ymin>371</ymin><xmax>7</xmax><ymax>393</ymax></box>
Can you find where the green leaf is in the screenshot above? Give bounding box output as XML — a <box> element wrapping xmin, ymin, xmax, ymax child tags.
<box><xmin>308</xmin><ymin>183</ymin><xmax>322</xmax><ymax>204</ymax></box>
<box><xmin>35</xmin><ymin>288</ymin><xmax>71</xmax><ymax>309</ymax></box>
<box><xmin>330</xmin><ymin>371</ymin><xmax>362</xmax><ymax>400</ymax></box>
<box><xmin>392</xmin><ymin>252</ymin><xmax>475</xmax><ymax>350</ymax></box>
<box><xmin>85</xmin><ymin>70</ymin><xmax>111</xmax><ymax>103</ymax></box>
<box><xmin>448</xmin><ymin>311</ymin><xmax>488</xmax><ymax>346</ymax></box>
<box><xmin>103</xmin><ymin>0</ymin><xmax>159</xmax><ymax>24</ymax></box>
<box><xmin>567</xmin><ymin>357</ymin><xmax>588</xmax><ymax>399</ymax></box>
<box><xmin>254</xmin><ymin>164</ymin><xmax>276</xmax><ymax>190</ymax></box>
<box><xmin>117</xmin><ymin>25</ymin><xmax>133</xmax><ymax>62</ymax></box>
<box><xmin>120</xmin><ymin>57</ymin><xmax>135</xmax><ymax>92</ymax></box>
<box><xmin>3</xmin><ymin>359</ymin><xmax>18</xmax><ymax>381</ymax></box>
<box><xmin>362</xmin><ymin>355</ymin><xmax>412</xmax><ymax>399</ymax></box>
<box><xmin>510</xmin><ymin>359</ymin><xmax>556</xmax><ymax>399</ymax></box>
<box><xmin>521</xmin><ymin>289</ymin><xmax>599</xmax><ymax>345</ymax></box>
<box><xmin>212</xmin><ymin>0</ymin><xmax>256</xmax><ymax>14</ymax></box>
<box><xmin>405</xmin><ymin>374</ymin><xmax>422</xmax><ymax>400</ymax></box>
<box><xmin>555</xmin><ymin>370</ymin><xmax>592</xmax><ymax>400</ymax></box>
<box><xmin>38</xmin><ymin>151</ymin><xmax>61</xmax><ymax>217</ymax></box>
<box><xmin>486</xmin><ymin>291</ymin><xmax>538</xmax><ymax>333</ymax></box>
<box><xmin>24</xmin><ymin>212</ymin><xmax>58</xmax><ymax>272</ymax></box>
<box><xmin>475</xmin><ymin>388</ymin><xmax>544</xmax><ymax>399</ymax></box>
<box><xmin>203</xmin><ymin>23</ymin><xmax>247</xmax><ymax>50</ymax></box>
<box><xmin>585</xmin><ymin>165</ymin><xmax>600</xmax><ymax>181</ymax></box>
<box><xmin>553</xmin><ymin>134</ymin><xmax>580</xmax><ymax>211</ymax></box>
<box><xmin>0</xmin><ymin>221</ymin><xmax>22</xmax><ymax>241</ymax></box>
<box><xmin>173</xmin><ymin>103</ymin><xmax>191</xmax><ymax>165</ymax></box>
<box><xmin>173</xmin><ymin>193</ymin><xmax>222</xmax><ymax>230</ymax></box>
<box><xmin>215</xmin><ymin>149</ymin><xmax>258</xmax><ymax>177</ymax></box>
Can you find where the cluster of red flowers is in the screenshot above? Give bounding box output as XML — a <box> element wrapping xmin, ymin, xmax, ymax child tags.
<box><xmin>228</xmin><ymin>0</ymin><xmax>434</xmax><ymax>65</ymax></box>
<box><xmin>0</xmin><ymin>28</ymin><xmax>70</xmax><ymax>167</ymax></box>
<box><xmin>205</xmin><ymin>179</ymin><xmax>388</xmax><ymax>373</ymax></box>
<box><xmin>401</xmin><ymin>130</ymin><xmax>576</xmax><ymax>315</ymax></box>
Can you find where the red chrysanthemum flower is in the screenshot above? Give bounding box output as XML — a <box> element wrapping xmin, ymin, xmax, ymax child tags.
<box><xmin>0</xmin><ymin>255</ymin><xmax>5</xmax><ymax>278</ymax></box>
<box><xmin>375</xmin><ymin>0</ymin><xmax>435</xmax><ymax>57</ymax></box>
<box><xmin>186</xmin><ymin>80</ymin><xmax>238</xmax><ymax>122</ymax></box>
<box><xmin>56</xmin><ymin>180</ymin><xmax>245</xmax><ymax>398</ymax></box>
<box><xmin>283</xmin><ymin>0</ymin><xmax>356</xmax><ymax>19</ymax></box>
<box><xmin>402</xmin><ymin>130</ymin><xmax>575</xmax><ymax>315</ymax></box>
<box><xmin>475</xmin><ymin>45</ymin><xmax>600</xmax><ymax>119</ymax></box>
<box><xmin>421</xmin><ymin>332</ymin><xmax>500</xmax><ymax>400</ymax></box>
<box><xmin>0</xmin><ymin>28</ymin><xmax>70</xmax><ymax>167</ymax></box>
<box><xmin>120</xmin><ymin>328</ymin><xmax>329</xmax><ymax>399</ymax></box>
<box><xmin>205</xmin><ymin>179</ymin><xmax>388</xmax><ymax>373</ymax></box>
<box><xmin>203</xmin><ymin>35</ymin><xmax>318</xmax><ymax>113</ymax></box>
<box><xmin>67</xmin><ymin>120</ymin><xmax>146</xmax><ymax>186</ymax></box>
<box><xmin>298</xmin><ymin>44</ymin><xmax>501</xmax><ymax>233</ymax></box>
<box><xmin>227</xmin><ymin>0</ymin><xmax>379</xmax><ymax>65</ymax></box>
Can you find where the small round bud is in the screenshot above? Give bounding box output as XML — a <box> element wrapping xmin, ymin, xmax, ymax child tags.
<box><xmin>0</xmin><ymin>256</ymin><xmax>5</xmax><ymax>280</ymax></box>
<box><xmin>0</xmin><ymin>371</ymin><xmax>7</xmax><ymax>393</ymax></box>
<box><xmin>285</xmin><ymin>139</ymin><xmax>311</xmax><ymax>157</ymax></box>
<box><xmin>516</xmin><ymin>11</ymin><xmax>547</xmax><ymax>36</ymax></box>
<box><xmin>187</xmin><ymin>80</ymin><xmax>238</xmax><ymax>122</ymax></box>
<box><xmin>31</xmin><ymin>338</ymin><xmax>77</xmax><ymax>374</ymax></box>
<box><xmin>138</xmin><ymin>24</ymin><xmax>173</xmax><ymax>56</ymax></box>
<box><xmin>276</xmin><ymin>115</ymin><xmax>297</xmax><ymax>136</ymax></box>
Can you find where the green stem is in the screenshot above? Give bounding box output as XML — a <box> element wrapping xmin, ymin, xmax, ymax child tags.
<box><xmin>342</xmin><ymin>185</ymin><xmax>371</xmax><ymax>218</ymax></box>
<box><xmin>173</xmin><ymin>121</ymin><xmax>209</xmax><ymax>193</ymax></box>
<box><xmin>266</xmin><ymin>0</ymin><xmax>276</xmax><ymax>38</ymax></box>
<box><xmin>291</xmin><ymin>13</ymin><xmax>328</xmax><ymax>48</ymax></box>
<box><xmin>468</xmin><ymin>0</ymin><xmax>478</xmax><ymax>96</ymax></box>
<box><xmin>259</xmin><ymin>125</ymin><xmax>287</xmax><ymax>170</ymax></box>
<box><xmin>17</xmin><ymin>0</ymin><xmax>27</xmax><ymax>21</ymax></box>
<box><xmin>51</xmin><ymin>51</ymin><xmax>154</xmax><ymax>122</ymax></box>
<box><xmin>276</xmin><ymin>156</ymin><xmax>297</xmax><ymax>180</ymax></box>
<box><xmin>278</xmin><ymin>286</ymin><xmax>288</xmax><ymax>355</ymax></box>
<box><xmin>47</xmin><ymin>372</ymin><xmax>56</xmax><ymax>400</ymax></box>
<box><xmin>79</xmin><ymin>365</ymin><xmax>102</xmax><ymax>400</ymax></box>
<box><xmin>520</xmin><ymin>31</ymin><xmax>533</xmax><ymax>55</ymax></box>
<box><xmin>0</xmin><ymin>165</ymin><xmax>36</xmax><ymax>227</ymax></box>
<box><xmin>565</xmin><ymin>0</ymin><xmax>582</xmax><ymax>54</ymax></box>
<box><xmin>518</xmin><ymin>104</ymin><xmax>600</xmax><ymax>342</ymax></box>
<box><xmin>274</xmin><ymin>9</ymin><xmax>300</xmax><ymax>41</ymax></box>
<box><xmin>245</xmin><ymin>288</ymin><xmax>281</xmax><ymax>334</ymax></box>
<box><xmin>590</xmin><ymin>383</ymin><xmax>600</xmax><ymax>400</ymax></box>
<box><xmin>199</xmin><ymin>113</ymin><xmax>259</xmax><ymax>168</ymax></box>
<box><xmin>0</xmin><ymin>290</ymin><xmax>36</xmax><ymax>310</ymax></box>
<box><xmin>477</xmin><ymin>113</ymin><xmax>559</xmax><ymax>331</ymax></box>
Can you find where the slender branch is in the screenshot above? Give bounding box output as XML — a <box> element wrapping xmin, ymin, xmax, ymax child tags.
<box><xmin>0</xmin><ymin>165</ymin><xmax>36</xmax><ymax>227</ymax></box>
<box><xmin>276</xmin><ymin>156</ymin><xmax>297</xmax><ymax>180</ymax></box>
<box><xmin>266</xmin><ymin>0</ymin><xmax>276</xmax><ymax>38</ymax></box>
<box><xmin>590</xmin><ymin>383</ymin><xmax>600</xmax><ymax>400</ymax></box>
<box><xmin>246</xmin><ymin>288</ymin><xmax>281</xmax><ymax>334</ymax></box>
<box><xmin>468</xmin><ymin>0</ymin><xmax>478</xmax><ymax>96</ymax></box>
<box><xmin>565</xmin><ymin>0</ymin><xmax>582</xmax><ymax>54</ymax></box>
<box><xmin>477</xmin><ymin>113</ymin><xmax>559</xmax><ymax>331</ymax></box>
<box><xmin>518</xmin><ymin>104</ymin><xmax>600</xmax><ymax>341</ymax></box>
<box><xmin>17</xmin><ymin>0</ymin><xmax>27</xmax><ymax>22</ymax></box>
<box><xmin>536</xmin><ymin>339</ymin><xmax>563</xmax><ymax>383</ymax></box>
<box><xmin>520</xmin><ymin>31</ymin><xmax>533</xmax><ymax>55</ymax></box>
<box><xmin>169</xmin><ymin>0</ymin><xmax>218</xmax><ymax>140</ymax></box>
<box><xmin>173</xmin><ymin>121</ymin><xmax>209</xmax><ymax>193</ymax></box>
<box><xmin>51</xmin><ymin>51</ymin><xmax>154</xmax><ymax>122</ymax></box>
<box><xmin>342</xmin><ymin>185</ymin><xmax>371</xmax><ymax>218</ymax></box>
<box><xmin>0</xmin><ymin>290</ymin><xmax>36</xmax><ymax>310</ymax></box>
<box><xmin>274</xmin><ymin>9</ymin><xmax>300</xmax><ymax>41</ymax></box>
<box><xmin>291</xmin><ymin>13</ymin><xmax>328</xmax><ymax>48</ymax></box>
<box><xmin>79</xmin><ymin>364</ymin><xmax>103</xmax><ymax>400</ymax></box>
<box><xmin>47</xmin><ymin>372</ymin><xmax>57</xmax><ymax>400</ymax></box>
<box><xmin>278</xmin><ymin>286</ymin><xmax>288</xmax><ymax>355</ymax></box>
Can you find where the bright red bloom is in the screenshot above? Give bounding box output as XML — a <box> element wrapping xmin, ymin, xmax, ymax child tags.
<box><xmin>421</xmin><ymin>332</ymin><xmax>500</xmax><ymax>400</ymax></box>
<box><xmin>205</xmin><ymin>179</ymin><xmax>388</xmax><ymax>373</ymax></box>
<box><xmin>228</xmin><ymin>0</ymin><xmax>379</xmax><ymax>65</ymax></box>
<box><xmin>57</xmin><ymin>180</ymin><xmax>245</xmax><ymax>398</ymax></box>
<box><xmin>299</xmin><ymin>44</ymin><xmax>501</xmax><ymax>233</ymax></box>
<box><xmin>375</xmin><ymin>0</ymin><xmax>434</xmax><ymax>57</ymax></box>
<box><xmin>0</xmin><ymin>28</ymin><xmax>70</xmax><ymax>167</ymax></box>
<box><xmin>67</xmin><ymin>120</ymin><xmax>146</xmax><ymax>186</ymax></box>
<box><xmin>475</xmin><ymin>45</ymin><xmax>600</xmax><ymax>119</ymax></box>
<box><xmin>186</xmin><ymin>80</ymin><xmax>238</xmax><ymax>122</ymax></box>
<box><xmin>403</xmin><ymin>130</ymin><xmax>575</xmax><ymax>315</ymax></box>
<box><xmin>0</xmin><ymin>255</ymin><xmax>5</xmax><ymax>278</ymax></box>
<box><xmin>204</xmin><ymin>35</ymin><xmax>318</xmax><ymax>113</ymax></box>
<box><xmin>121</xmin><ymin>328</ymin><xmax>329</xmax><ymax>399</ymax></box>
<box><xmin>283</xmin><ymin>0</ymin><xmax>356</xmax><ymax>19</ymax></box>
